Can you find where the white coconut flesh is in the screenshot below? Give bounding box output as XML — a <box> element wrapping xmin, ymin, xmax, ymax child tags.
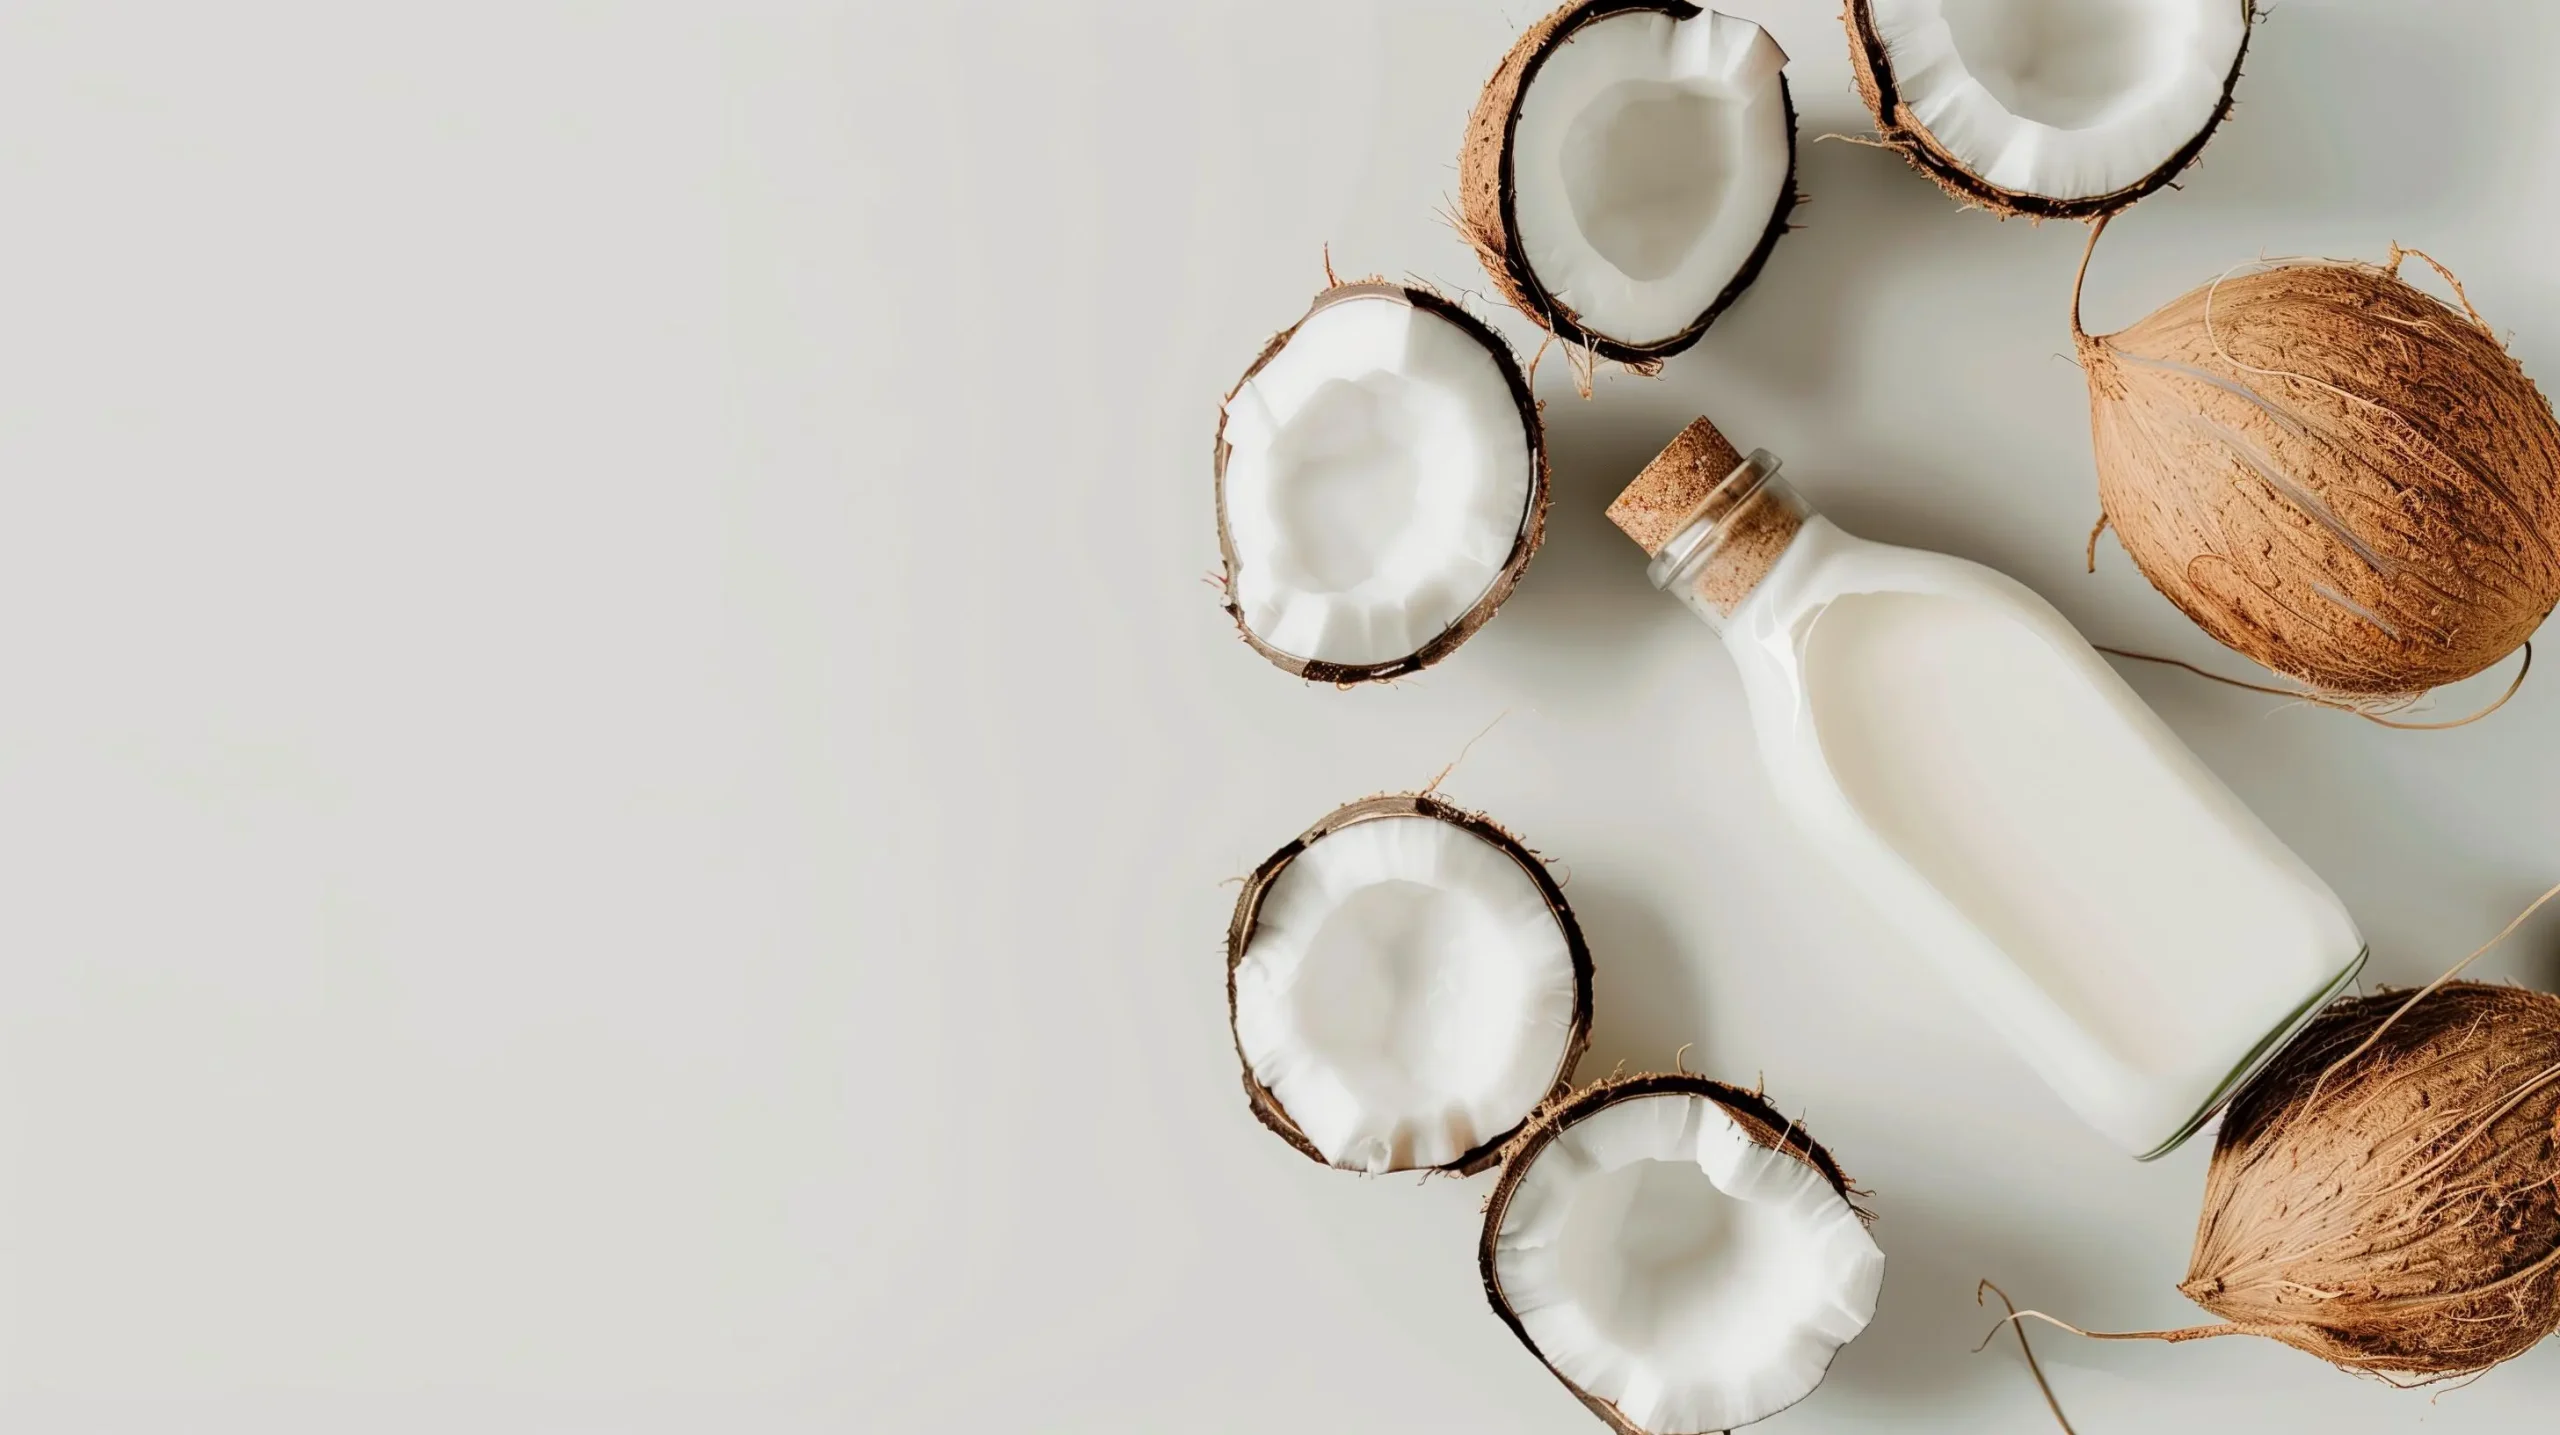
<box><xmin>1509</xmin><ymin>9</ymin><xmax>1791</xmax><ymax>348</ymax></box>
<box><xmin>1493</xmin><ymin>1093</ymin><xmax>1883</xmax><ymax>1433</ymax></box>
<box><xmin>1230</xmin><ymin>815</ymin><xmax>1580</xmax><ymax>1172</ymax></box>
<box><xmin>1219</xmin><ymin>295</ymin><xmax>1533</xmax><ymax>669</ymax></box>
<box><xmin>1868</xmin><ymin>0</ymin><xmax>2245</xmax><ymax>201</ymax></box>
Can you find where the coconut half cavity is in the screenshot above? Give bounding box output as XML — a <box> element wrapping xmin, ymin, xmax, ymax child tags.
<box><xmin>1483</xmin><ymin>1076</ymin><xmax>1882</xmax><ymax>1434</ymax></box>
<box><xmin>1227</xmin><ymin>794</ymin><xmax>1593</xmax><ymax>1174</ymax></box>
<box><xmin>1849</xmin><ymin>0</ymin><xmax>2251</xmax><ymax>217</ymax></box>
<box><xmin>1216</xmin><ymin>284</ymin><xmax>1546</xmax><ymax>683</ymax></box>
<box><xmin>1464</xmin><ymin>3</ymin><xmax>1798</xmax><ymax>362</ymax></box>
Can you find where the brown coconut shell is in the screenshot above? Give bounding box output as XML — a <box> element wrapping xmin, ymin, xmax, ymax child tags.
<box><xmin>1844</xmin><ymin>0</ymin><xmax>2252</xmax><ymax>220</ymax></box>
<box><xmin>1224</xmin><ymin>792</ymin><xmax>1594</xmax><ymax>1176</ymax></box>
<box><xmin>1460</xmin><ymin>1</ymin><xmax>1799</xmax><ymax>364</ymax></box>
<box><xmin>2186</xmin><ymin>983</ymin><xmax>2560</xmax><ymax>1380</ymax></box>
<box><xmin>1213</xmin><ymin>283</ymin><xmax>1549</xmax><ymax>684</ymax></box>
<box><xmin>1479</xmin><ymin>1072</ymin><xmax>1868</xmax><ymax>1433</ymax></box>
<box><xmin>2079</xmin><ymin>233</ymin><xmax>2560</xmax><ymax>698</ymax></box>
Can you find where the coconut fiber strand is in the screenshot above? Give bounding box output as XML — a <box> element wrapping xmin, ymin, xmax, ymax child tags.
<box><xmin>2080</xmin><ymin>235</ymin><xmax>2560</xmax><ymax>698</ymax></box>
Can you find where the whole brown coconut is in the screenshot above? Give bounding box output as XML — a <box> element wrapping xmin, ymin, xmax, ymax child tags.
<box><xmin>2184</xmin><ymin>983</ymin><xmax>2560</xmax><ymax>1380</ymax></box>
<box><xmin>2077</xmin><ymin>226</ymin><xmax>2560</xmax><ymax>699</ymax></box>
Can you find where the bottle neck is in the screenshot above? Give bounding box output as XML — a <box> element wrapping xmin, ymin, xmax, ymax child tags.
<box><xmin>1644</xmin><ymin>449</ymin><xmax>1811</xmax><ymax>634</ymax></box>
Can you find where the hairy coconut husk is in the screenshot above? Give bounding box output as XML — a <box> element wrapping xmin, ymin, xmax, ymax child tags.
<box><xmin>1224</xmin><ymin>792</ymin><xmax>1594</xmax><ymax>1176</ymax></box>
<box><xmin>1459</xmin><ymin>1</ymin><xmax>1799</xmax><ymax>365</ymax></box>
<box><xmin>1213</xmin><ymin>282</ymin><xmax>1549</xmax><ymax>685</ymax></box>
<box><xmin>2182</xmin><ymin>983</ymin><xmax>2560</xmax><ymax>1381</ymax></box>
<box><xmin>2077</xmin><ymin>221</ymin><xmax>2560</xmax><ymax>701</ymax></box>
<box><xmin>1844</xmin><ymin>0</ymin><xmax>2251</xmax><ymax>220</ymax></box>
<box><xmin>1478</xmin><ymin>1072</ymin><xmax>1869</xmax><ymax>1433</ymax></box>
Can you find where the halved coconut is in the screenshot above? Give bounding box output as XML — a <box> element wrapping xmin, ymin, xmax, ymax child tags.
<box><xmin>1482</xmin><ymin>1074</ymin><xmax>1883</xmax><ymax>1434</ymax></box>
<box><xmin>1226</xmin><ymin>793</ymin><xmax>1593</xmax><ymax>1175</ymax></box>
<box><xmin>1462</xmin><ymin>3</ymin><xmax>1798</xmax><ymax>363</ymax></box>
<box><xmin>1215</xmin><ymin>284</ymin><xmax>1547</xmax><ymax>683</ymax></box>
<box><xmin>1847</xmin><ymin>0</ymin><xmax>2252</xmax><ymax>218</ymax></box>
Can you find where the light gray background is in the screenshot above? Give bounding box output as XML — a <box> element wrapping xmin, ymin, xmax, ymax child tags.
<box><xmin>0</xmin><ymin>1</ymin><xmax>2553</xmax><ymax>1430</ymax></box>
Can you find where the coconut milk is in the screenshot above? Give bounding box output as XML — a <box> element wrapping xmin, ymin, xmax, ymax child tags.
<box><xmin>1625</xmin><ymin>436</ymin><xmax>2365</xmax><ymax>1156</ymax></box>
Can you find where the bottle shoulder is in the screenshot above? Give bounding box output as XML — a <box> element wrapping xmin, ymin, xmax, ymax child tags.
<box><xmin>1780</xmin><ymin>519</ymin><xmax>2048</xmax><ymax>607</ymax></box>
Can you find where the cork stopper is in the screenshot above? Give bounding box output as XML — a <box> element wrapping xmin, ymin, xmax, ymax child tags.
<box><xmin>1608</xmin><ymin>415</ymin><xmax>1805</xmax><ymax>621</ymax></box>
<box><xmin>1607</xmin><ymin>416</ymin><xmax>1745</xmax><ymax>556</ymax></box>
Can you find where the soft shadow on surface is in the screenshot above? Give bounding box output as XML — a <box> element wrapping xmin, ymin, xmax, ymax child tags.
<box><xmin>1472</xmin><ymin>384</ymin><xmax>1704</xmax><ymax>700</ymax></box>
<box><xmin>2114</xmin><ymin>663</ymin><xmax>2542</xmax><ymax>984</ymax></box>
<box><xmin>2189</xmin><ymin>5</ymin><xmax>2517</xmax><ymax>220</ymax></box>
<box><xmin>1821</xmin><ymin>1188</ymin><xmax>2132</xmax><ymax>1409</ymax></box>
<box><xmin>1563</xmin><ymin>879</ymin><xmax>1714</xmax><ymax>1083</ymax></box>
<box><xmin>2514</xmin><ymin>928</ymin><xmax>2560</xmax><ymax>995</ymax></box>
<box><xmin>1675</xmin><ymin>112</ymin><xmax>1986</xmax><ymax>402</ymax></box>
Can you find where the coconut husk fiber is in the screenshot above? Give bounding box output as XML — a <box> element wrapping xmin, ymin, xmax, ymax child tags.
<box><xmin>2181</xmin><ymin>983</ymin><xmax>2560</xmax><ymax>1381</ymax></box>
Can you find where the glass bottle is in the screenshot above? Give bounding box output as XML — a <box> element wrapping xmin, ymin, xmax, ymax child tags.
<box><xmin>1612</xmin><ymin>417</ymin><xmax>2367</xmax><ymax>1157</ymax></box>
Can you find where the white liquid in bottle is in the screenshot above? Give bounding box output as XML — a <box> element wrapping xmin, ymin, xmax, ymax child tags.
<box><xmin>1611</xmin><ymin>419</ymin><xmax>2365</xmax><ymax>1156</ymax></box>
